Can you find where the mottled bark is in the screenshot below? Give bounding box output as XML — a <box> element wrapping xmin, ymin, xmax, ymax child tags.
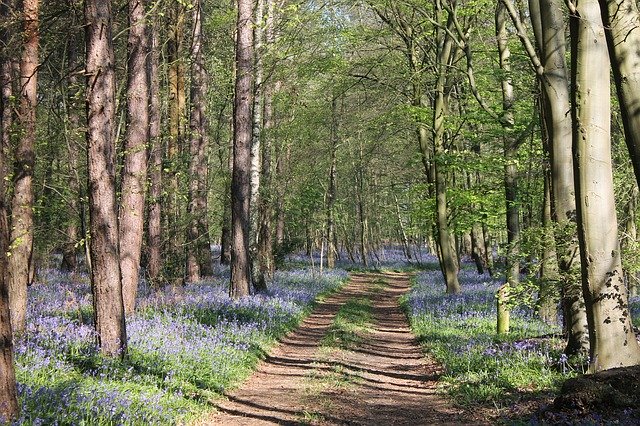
<box><xmin>571</xmin><ymin>0</ymin><xmax>640</xmax><ymax>371</ymax></box>
<box><xmin>433</xmin><ymin>3</ymin><xmax>460</xmax><ymax>294</ymax></box>
<box><xmin>599</xmin><ymin>0</ymin><xmax>640</xmax><ymax>188</ymax></box>
<box><xmin>496</xmin><ymin>1</ymin><xmax>517</xmax><ymax>334</ymax></box>
<box><xmin>230</xmin><ymin>0</ymin><xmax>254</xmax><ymax>298</ymax></box>
<box><xmin>187</xmin><ymin>0</ymin><xmax>211</xmax><ymax>282</ymax></box>
<box><xmin>0</xmin><ymin>0</ymin><xmax>18</xmax><ymax>419</ymax></box>
<box><xmin>85</xmin><ymin>0</ymin><xmax>127</xmax><ymax>358</ymax></box>
<box><xmin>166</xmin><ymin>1</ymin><xmax>186</xmax><ymax>284</ymax></box>
<box><xmin>146</xmin><ymin>9</ymin><xmax>162</xmax><ymax>285</ymax></box>
<box><xmin>120</xmin><ymin>0</ymin><xmax>149</xmax><ymax>314</ymax></box>
<box><xmin>8</xmin><ymin>0</ymin><xmax>38</xmax><ymax>333</ymax></box>
<box><xmin>61</xmin><ymin>13</ymin><xmax>83</xmax><ymax>273</ymax></box>
<box><xmin>529</xmin><ymin>0</ymin><xmax>589</xmax><ymax>355</ymax></box>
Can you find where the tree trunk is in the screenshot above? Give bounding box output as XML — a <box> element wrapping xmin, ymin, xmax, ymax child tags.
<box><xmin>0</xmin><ymin>0</ymin><xmax>19</xmax><ymax>419</ymax></box>
<box><xmin>496</xmin><ymin>1</ymin><xmax>517</xmax><ymax>334</ymax></box>
<box><xmin>146</xmin><ymin>8</ymin><xmax>162</xmax><ymax>285</ymax></box>
<box><xmin>120</xmin><ymin>0</ymin><xmax>149</xmax><ymax>314</ymax></box>
<box><xmin>433</xmin><ymin>4</ymin><xmax>460</xmax><ymax>294</ymax></box>
<box><xmin>599</xmin><ymin>0</ymin><xmax>640</xmax><ymax>188</ymax></box>
<box><xmin>230</xmin><ymin>0</ymin><xmax>254</xmax><ymax>298</ymax></box>
<box><xmin>166</xmin><ymin>1</ymin><xmax>186</xmax><ymax>285</ymax></box>
<box><xmin>326</xmin><ymin>97</ymin><xmax>338</xmax><ymax>269</ymax></box>
<box><xmin>7</xmin><ymin>0</ymin><xmax>38</xmax><ymax>333</ymax></box>
<box><xmin>571</xmin><ymin>0</ymin><xmax>640</xmax><ymax>371</ymax></box>
<box><xmin>187</xmin><ymin>0</ymin><xmax>210</xmax><ymax>283</ymax></box>
<box><xmin>61</xmin><ymin>13</ymin><xmax>83</xmax><ymax>273</ymax></box>
<box><xmin>85</xmin><ymin>0</ymin><xmax>127</xmax><ymax>358</ymax></box>
<box><xmin>623</xmin><ymin>187</ymin><xmax>638</xmax><ymax>296</ymax></box>
<box><xmin>529</xmin><ymin>0</ymin><xmax>589</xmax><ymax>356</ymax></box>
<box><xmin>539</xmin><ymin>165</ymin><xmax>559</xmax><ymax>324</ymax></box>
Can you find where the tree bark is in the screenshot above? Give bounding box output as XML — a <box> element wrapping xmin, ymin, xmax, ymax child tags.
<box><xmin>187</xmin><ymin>0</ymin><xmax>211</xmax><ymax>282</ymax></box>
<box><xmin>61</xmin><ymin>10</ymin><xmax>83</xmax><ymax>273</ymax></box>
<box><xmin>146</xmin><ymin>7</ymin><xmax>162</xmax><ymax>285</ymax></box>
<box><xmin>85</xmin><ymin>0</ymin><xmax>127</xmax><ymax>358</ymax></box>
<box><xmin>230</xmin><ymin>0</ymin><xmax>254</xmax><ymax>298</ymax></box>
<box><xmin>0</xmin><ymin>1</ymin><xmax>19</xmax><ymax>419</ymax></box>
<box><xmin>433</xmin><ymin>2</ymin><xmax>460</xmax><ymax>294</ymax></box>
<box><xmin>529</xmin><ymin>0</ymin><xmax>589</xmax><ymax>356</ymax></box>
<box><xmin>599</xmin><ymin>0</ymin><xmax>640</xmax><ymax>188</ymax></box>
<box><xmin>571</xmin><ymin>0</ymin><xmax>640</xmax><ymax>371</ymax></box>
<box><xmin>496</xmin><ymin>1</ymin><xmax>517</xmax><ymax>334</ymax></box>
<box><xmin>120</xmin><ymin>0</ymin><xmax>149</xmax><ymax>314</ymax></box>
<box><xmin>7</xmin><ymin>0</ymin><xmax>38</xmax><ymax>333</ymax></box>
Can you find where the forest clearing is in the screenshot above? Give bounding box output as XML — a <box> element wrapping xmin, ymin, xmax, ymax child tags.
<box><xmin>3</xmin><ymin>0</ymin><xmax>640</xmax><ymax>424</ymax></box>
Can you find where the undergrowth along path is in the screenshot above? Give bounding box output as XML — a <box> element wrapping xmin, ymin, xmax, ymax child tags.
<box><xmin>202</xmin><ymin>272</ymin><xmax>480</xmax><ymax>425</ymax></box>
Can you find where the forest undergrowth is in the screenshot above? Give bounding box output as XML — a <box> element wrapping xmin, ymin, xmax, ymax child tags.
<box><xmin>8</xmin><ymin>247</ymin><xmax>640</xmax><ymax>425</ymax></box>
<box><xmin>11</xmin><ymin>262</ymin><xmax>347</xmax><ymax>425</ymax></box>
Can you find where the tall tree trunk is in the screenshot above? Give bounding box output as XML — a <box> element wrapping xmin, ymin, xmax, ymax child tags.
<box><xmin>433</xmin><ymin>3</ymin><xmax>460</xmax><ymax>294</ymax></box>
<box><xmin>599</xmin><ymin>0</ymin><xmax>640</xmax><ymax>188</ymax></box>
<box><xmin>61</xmin><ymin>19</ymin><xmax>82</xmax><ymax>273</ymax></box>
<box><xmin>623</xmin><ymin>186</ymin><xmax>638</xmax><ymax>296</ymax></box>
<box><xmin>539</xmin><ymin>164</ymin><xmax>559</xmax><ymax>324</ymax></box>
<box><xmin>8</xmin><ymin>0</ymin><xmax>38</xmax><ymax>333</ymax></box>
<box><xmin>0</xmin><ymin>0</ymin><xmax>19</xmax><ymax>419</ymax></box>
<box><xmin>496</xmin><ymin>1</ymin><xmax>518</xmax><ymax>334</ymax></box>
<box><xmin>166</xmin><ymin>1</ymin><xmax>186</xmax><ymax>285</ymax></box>
<box><xmin>571</xmin><ymin>0</ymin><xmax>640</xmax><ymax>371</ymax></box>
<box><xmin>120</xmin><ymin>0</ymin><xmax>149</xmax><ymax>314</ymax></box>
<box><xmin>230</xmin><ymin>0</ymin><xmax>254</xmax><ymax>298</ymax></box>
<box><xmin>529</xmin><ymin>0</ymin><xmax>589</xmax><ymax>356</ymax></box>
<box><xmin>187</xmin><ymin>0</ymin><xmax>211</xmax><ymax>282</ymax></box>
<box><xmin>146</xmin><ymin>8</ymin><xmax>162</xmax><ymax>285</ymax></box>
<box><xmin>326</xmin><ymin>97</ymin><xmax>338</xmax><ymax>269</ymax></box>
<box><xmin>85</xmin><ymin>0</ymin><xmax>127</xmax><ymax>358</ymax></box>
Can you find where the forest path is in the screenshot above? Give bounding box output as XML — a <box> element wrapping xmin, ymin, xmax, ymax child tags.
<box><xmin>199</xmin><ymin>272</ymin><xmax>481</xmax><ymax>425</ymax></box>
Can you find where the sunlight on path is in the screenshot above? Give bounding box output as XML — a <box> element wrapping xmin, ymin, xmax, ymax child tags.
<box><xmin>198</xmin><ymin>272</ymin><xmax>481</xmax><ymax>425</ymax></box>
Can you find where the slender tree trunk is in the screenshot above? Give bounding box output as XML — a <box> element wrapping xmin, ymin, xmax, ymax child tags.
<box><xmin>571</xmin><ymin>0</ymin><xmax>640</xmax><ymax>371</ymax></box>
<box><xmin>326</xmin><ymin>97</ymin><xmax>338</xmax><ymax>269</ymax></box>
<box><xmin>539</xmin><ymin>165</ymin><xmax>559</xmax><ymax>324</ymax></box>
<box><xmin>433</xmin><ymin>4</ymin><xmax>460</xmax><ymax>294</ymax></box>
<box><xmin>120</xmin><ymin>0</ymin><xmax>149</xmax><ymax>314</ymax></box>
<box><xmin>230</xmin><ymin>0</ymin><xmax>254</xmax><ymax>298</ymax></box>
<box><xmin>187</xmin><ymin>0</ymin><xmax>210</xmax><ymax>282</ymax></box>
<box><xmin>147</xmin><ymin>9</ymin><xmax>162</xmax><ymax>285</ymax></box>
<box><xmin>496</xmin><ymin>1</ymin><xmax>517</xmax><ymax>334</ymax></box>
<box><xmin>0</xmin><ymin>1</ymin><xmax>18</xmax><ymax>419</ymax></box>
<box><xmin>623</xmin><ymin>187</ymin><xmax>638</xmax><ymax>296</ymax></box>
<box><xmin>166</xmin><ymin>1</ymin><xmax>186</xmax><ymax>285</ymax></box>
<box><xmin>61</xmin><ymin>14</ymin><xmax>83</xmax><ymax>273</ymax></box>
<box><xmin>85</xmin><ymin>0</ymin><xmax>127</xmax><ymax>358</ymax></box>
<box><xmin>7</xmin><ymin>0</ymin><xmax>38</xmax><ymax>332</ymax></box>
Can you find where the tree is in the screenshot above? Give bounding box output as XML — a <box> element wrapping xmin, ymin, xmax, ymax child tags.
<box><xmin>186</xmin><ymin>0</ymin><xmax>213</xmax><ymax>282</ymax></box>
<box><xmin>230</xmin><ymin>0</ymin><xmax>254</xmax><ymax>298</ymax></box>
<box><xmin>120</xmin><ymin>0</ymin><xmax>149</xmax><ymax>314</ymax></box>
<box><xmin>600</xmin><ymin>0</ymin><xmax>640</xmax><ymax>188</ymax></box>
<box><xmin>570</xmin><ymin>0</ymin><xmax>640</xmax><ymax>371</ymax></box>
<box><xmin>0</xmin><ymin>0</ymin><xmax>19</xmax><ymax>419</ymax></box>
<box><xmin>8</xmin><ymin>0</ymin><xmax>39</xmax><ymax>333</ymax></box>
<box><xmin>85</xmin><ymin>0</ymin><xmax>127</xmax><ymax>358</ymax></box>
<box><xmin>146</xmin><ymin>4</ymin><xmax>162</xmax><ymax>286</ymax></box>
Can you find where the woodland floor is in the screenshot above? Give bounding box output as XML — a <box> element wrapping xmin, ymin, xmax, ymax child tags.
<box><xmin>196</xmin><ymin>272</ymin><xmax>490</xmax><ymax>425</ymax></box>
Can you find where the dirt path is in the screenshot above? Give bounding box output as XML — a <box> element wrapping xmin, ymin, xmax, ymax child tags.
<box><xmin>202</xmin><ymin>272</ymin><xmax>481</xmax><ymax>425</ymax></box>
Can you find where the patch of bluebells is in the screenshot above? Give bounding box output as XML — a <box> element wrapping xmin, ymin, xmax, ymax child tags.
<box><xmin>286</xmin><ymin>245</ymin><xmax>438</xmax><ymax>270</ymax></box>
<box><xmin>405</xmin><ymin>267</ymin><xmax>567</xmax><ymax>406</ymax></box>
<box><xmin>13</xmin><ymin>266</ymin><xmax>347</xmax><ymax>425</ymax></box>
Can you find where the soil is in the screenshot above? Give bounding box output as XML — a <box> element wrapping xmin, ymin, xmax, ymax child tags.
<box><xmin>197</xmin><ymin>272</ymin><xmax>487</xmax><ymax>425</ymax></box>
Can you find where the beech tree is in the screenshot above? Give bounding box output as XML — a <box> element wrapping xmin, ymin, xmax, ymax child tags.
<box><xmin>230</xmin><ymin>0</ymin><xmax>255</xmax><ymax>298</ymax></box>
<box><xmin>8</xmin><ymin>0</ymin><xmax>39</xmax><ymax>333</ymax></box>
<box><xmin>570</xmin><ymin>0</ymin><xmax>640</xmax><ymax>371</ymax></box>
<box><xmin>85</xmin><ymin>0</ymin><xmax>127</xmax><ymax>358</ymax></box>
<box><xmin>0</xmin><ymin>1</ymin><xmax>18</xmax><ymax>419</ymax></box>
<box><xmin>120</xmin><ymin>0</ymin><xmax>149</xmax><ymax>314</ymax></box>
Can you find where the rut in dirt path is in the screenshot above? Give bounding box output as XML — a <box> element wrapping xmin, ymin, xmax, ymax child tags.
<box><xmin>203</xmin><ymin>272</ymin><xmax>477</xmax><ymax>425</ymax></box>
